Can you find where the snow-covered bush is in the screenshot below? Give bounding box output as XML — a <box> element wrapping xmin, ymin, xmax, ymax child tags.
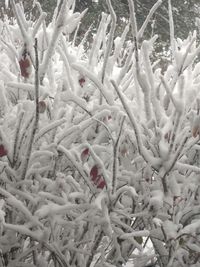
<box><xmin>1</xmin><ymin>0</ymin><xmax>200</xmax><ymax>266</ymax></box>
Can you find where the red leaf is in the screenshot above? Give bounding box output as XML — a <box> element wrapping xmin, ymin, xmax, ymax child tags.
<box><xmin>81</xmin><ymin>148</ymin><xmax>90</xmax><ymax>162</ymax></box>
<box><xmin>90</xmin><ymin>165</ymin><xmax>105</xmax><ymax>189</ymax></box>
<box><xmin>0</xmin><ymin>144</ymin><xmax>7</xmax><ymax>157</ymax></box>
<box><xmin>79</xmin><ymin>77</ymin><xmax>85</xmax><ymax>87</ymax></box>
<box><xmin>19</xmin><ymin>57</ymin><xmax>32</xmax><ymax>78</ymax></box>
<box><xmin>192</xmin><ymin>116</ymin><xmax>200</xmax><ymax>138</ymax></box>
<box><xmin>192</xmin><ymin>127</ymin><xmax>199</xmax><ymax>138</ymax></box>
<box><xmin>103</xmin><ymin>115</ymin><xmax>112</xmax><ymax>123</ymax></box>
<box><xmin>90</xmin><ymin>165</ymin><xmax>99</xmax><ymax>181</ymax></box>
<box><xmin>38</xmin><ymin>101</ymin><xmax>46</xmax><ymax>113</ymax></box>
<box><xmin>97</xmin><ymin>178</ymin><xmax>106</xmax><ymax>189</ymax></box>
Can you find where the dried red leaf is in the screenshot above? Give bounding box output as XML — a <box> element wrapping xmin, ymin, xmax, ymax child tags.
<box><xmin>173</xmin><ymin>196</ymin><xmax>182</xmax><ymax>206</ymax></box>
<box><xmin>97</xmin><ymin>178</ymin><xmax>106</xmax><ymax>189</ymax></box>
<box><xmin>192</xmin><ymin>116</ymin><xmax>200</xmax><ymax>138</ymax></box>
<box><xmin>19</xmin><ymin>57</ymin><xmax>32</xmax><ymax>78</ymax></box>
<box><xmin>192</xmin><ymin>125</ymin><xmax>199</xmax><ymax>138</ymax></box>
<box><xmin>81</xmin><ymin>148</ymin><xmax>90</xmax><ymax>162</ymax></box>
<box><xmin>90</xmin><ymin>165</ymin><xmax>99</xmax><ymax>181</ymax></box>
<box><xmin>38</xmin><ymin>101</ymin><xmax>46</xmax><ymax>113</ymax></box>
<box><xmin>79</xmin><ymin>77</ymin><xmax>85</xmax><ymax>87</ymax></box>
<box><xmin>0</xmin><ymin>144</ymin><xmax>7</xmax><ymax>157</ymax></box>
<box><xmin>103</xmin><ymin>115</ymin><xmax>112</xmax><ymax>123</ymax></box>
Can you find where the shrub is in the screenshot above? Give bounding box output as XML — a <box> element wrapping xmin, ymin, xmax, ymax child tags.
<box><xmin>0</xmin><ymin>0</ymin><xmax>200</xmax><ymax>266</ymax></box>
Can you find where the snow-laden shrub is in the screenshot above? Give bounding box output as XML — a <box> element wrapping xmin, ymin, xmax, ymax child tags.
<box><xmin>1</xmin><ymin>0</ymin><xmax>200</xmax><ymax>266</ymax></box>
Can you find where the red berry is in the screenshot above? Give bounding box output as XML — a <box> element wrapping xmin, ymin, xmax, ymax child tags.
<box><xmin>0</xmin><ymin>144</ymin><xmax>7</xmax><ymax>157</ymax></box>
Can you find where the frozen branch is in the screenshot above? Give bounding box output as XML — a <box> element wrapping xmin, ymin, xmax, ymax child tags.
<box><xmin>138</xmin><ymin>0</ymin><xmax>162</xmax><ymax>40</ymax></box>
<box><xmin>111</xmin><ymin>80</ymin><xmax>161</xmax><ymax>169</ymax></box>
<box><xmin>34</xmin><ymin>118</ymin><xmax>66</xmax><ymax>143</ymax></box>
<box><xmin>112</xmin><ymin>116</ymin><xmax>126</xmax><ymax>194</ymax></box>
<box><xmin>127</xmin><ymin>0</ymin><xmax>139</xmax><ymax>64</ymax></box>
<box><xmin>20</xmin><ymin>39</ymin><xmax>39</xmax><ymax>180</ymax></box>
<box><xmin>57</xmin><ymin>145</ymin><xmax>95</xmax><ymax>193</ymax></box>
<box><xmin>101</xmin><ymin>0</ymin><xmax>117</xmax><ymax>83</ymax></box>
<box><xmin>168</xmin><ymin>0</ymin><xmax>175</xmax><ymax>59</ymax></box>
<box><xmin>160</xmin><ymin>75</ymin><xmax>182</xmax><ymax>113</ymax></box>
<box><xmin>40</xmin><ymin>0</ymin><xmax>67</xmax><ymax>81</ymax></box>
<box><xmin>72</xmin><ymin>62</ymin><xmax>114</xmax><ymax>105</ymax></box>
<box><xmin>89</xmin><ymin>13</ymin><xmax>108</xmax><ymax>68</ymax></box>
<box><xmin>12</xmin><ymin>109</ymin><xmax>24</xmax><ymax>166</ymax></box>
<box><xmin>32</xmin><ymin>12</ymin><xmax>47</xmax><ymax>38</ymax></box>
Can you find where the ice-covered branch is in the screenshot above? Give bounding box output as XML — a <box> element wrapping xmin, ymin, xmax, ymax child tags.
<box><xmin>101</xmin><ymin>0</ymin><xmax>116</xmax><ymax>84</ymax></box>
<box><xmin>34</xmin><ymin>118</ymin><xmax>66</xmax><ymax>143</ymax></box>
<box><xmin>112</xmin><ymin>116</ymin><xmax>125</xmax><ymax>194</ymax></box>
<box><xmin>89</xmin><ymin>13</ymin><xmax>108</xmax><ymax>68</ymax></box>
<box><xmin>111</xmin><ymin>80</ymin><xmax>161</xmax><ymax>169</ymax></box>
<box><xmin>10</xmin><ymin>0</ymin><xmax>29</xmax><ymax>42</ymax></box>
<box><xmin>72</xmin><ymin>62</ymin><xmax>114</xmax><ymax>105</ymax></box>
<box><xmin>160</xmin><ymin>75</ymin><xmax>182</xmax><ymax>113</ymax></box>
<box><xmin>32</xmin><ymin>12</ymin><xmax>47</xmax><ymax>38</ymax></box>
<box><xmin>12</xmin><ymin>108</ymin><xmax>24</xmax><ymax>166</ymax></box>
<box><xmin>20</xmin><ymin>39</ymin><xmax>39</xmax><ymax>180</ymax></box>
<box><xmin>40</xmin><ymin>0</ymin><xmax>67</xmax><ymax>81</ymax></box>
<box><xmin>127</xmin><ymin>0</ymin><xmax>139</xmax><ymax>66</ymax></box>
<box><xmin>138</xmin><ymin>0</ymin><xmax>162</xmax><ymax>40</ymax></box>
<box><xmin>168</xmin><ymin>0</ymin><xmax>175</xmax><ymax>59</ymax></box>
<box><xmin>0</xmin><ymin>187</ymin><xmax>42</xmax><ymax>227</ymax></box>
<box><xmin>57</xmin><ymin>145</ymin><xmax>95</xmax><ymax>193</ymax></box>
